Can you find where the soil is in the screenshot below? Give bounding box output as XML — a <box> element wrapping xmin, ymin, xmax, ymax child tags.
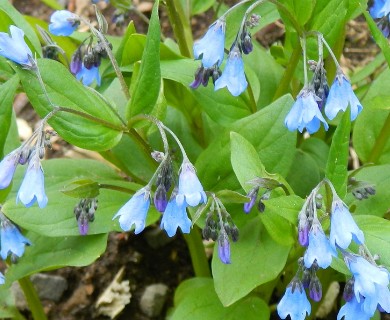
<box><xmin>4</xmin><ymin>0</ymin><xmax>384</xmax><ymax>319</ymax></box>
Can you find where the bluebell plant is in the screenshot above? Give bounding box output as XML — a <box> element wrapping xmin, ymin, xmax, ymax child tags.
<box><xmin>370</xmin><ymin>0</ymin><xmax>390</xmax><ymax>37</ymax></box>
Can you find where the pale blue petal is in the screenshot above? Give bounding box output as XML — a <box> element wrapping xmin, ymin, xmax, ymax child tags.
<box><xmin>49</xmin><ymin>10</ymin><xmax>78</xmax><ymax>36</ymax></box>
<box><xmin>160</xmin><ymin>199</ymin><xmax>191</xmax><ymax>237</ymax></box>
<box><xmin>0</xmin><ymin>151</ymin><xmax>19</xmax><ymax>189</ymax></box>
<box><xmin>76</xmin><ymin>64</ymin><xmax>101</xmax><ymax>86</ymax></box>
<box><xmin>337</xmin><ymin>295</ymin><xmax>371</xmax><ymax>320</ymax></box>
<box><xmin>0</xmin><ymin>222</ymin><xmax>31</xmax><ymax>259</ymax></box>
<box><xmin>0</xmin><ymin>26</ymin><xmax>33</xmax><ymax>66</ymax></box>
<box><xmin>176</xmin><ymin>161</ymin><xmax>206</xmax><ymax>207</ymax></box>
<box><xmin>277</xmin><ymin>286</ymin><xmax>311</xmax><ymax>320</ymax></box>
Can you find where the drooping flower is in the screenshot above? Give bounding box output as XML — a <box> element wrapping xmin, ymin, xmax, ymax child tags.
<box><xmin>337</xmin><ymin>295</ymin><xmax>371</xmax><ymax>320</ymax></box>
<box><xmin>0</xmin><ymin>215</ymin><xmax>31</xmax><ymax>260</ymax></box>
<box><xmin>218</xmin><ymin>229</ymin><xmax>231</xmax><ymax>264</ymax></box>
<box><xmin>176</xmin><ymin>160</ymin><xmax>206</xmax><ymax>207</ymax></box>
<box><xmin>16</xmin><ymin>156</ymin><xmax>48</xmax><ymax>208</ymax></box>
<box><xmin>0</xmin><ymin>25</ymin><xmax>33</xmax><ymax>67</ymax></box>
<box><xmin>370</xmin><ymin>0</ymin><xmax>390</xmax><ymax>18</ymax></box>
<box><xmin>214</xmin><ymin>45</ymin><xmax>248</xmax><ymax>96</ymax></box>
<box><xmin>329</xmin><ymin>199</ymin><xmax>364</xmax><ymax>250</ymax></box>
<box><xmin>49</xmin><ymin>10</ymin><xmax>79</xmax><ymax>36</ymax></box>
<box><xmin>0</xmin><ymin>150</ymin><xmax>21</xmax><ymax>189</ymax></box>
<box><xmin>277</xmin><ymin>282</ymin><xmax>311</xmax><ymax>320</ymax></box>
<box><xmin>76</xmin><ymin>64</ymin><xmax>101</xmax><ymax>86</ymax></box>
<box><xmin>160</xmin><ymin>198</ymin><xmax>191</xmax><ymax>237</ymax></box>
<box><xmin>303</xmin><ymin>219</ymin><xmax>337</xmax><ymax>269</ymax></box>
<box><xmin>285</xmin><ymin>88</ymin><xmax>329</xmax><ymax>134</ymax></box>
<box><xmin>324</xmin><ymin>72</ymin><xmax>363</xmax><ymax>121</ymax></box>
<box><xmin>113</xmin><ymin>188</ymin><xmax>150</xmax><ymax>234</ymax></box>
<box><xmin>193</xmin><ymin>19</ymin><xmax>225</xmax><ymax>68</ymax></box>
<box><xmin>345</xmin><ymin>255</ymin><xmax>390</xmax><ymax>315</ymax></box>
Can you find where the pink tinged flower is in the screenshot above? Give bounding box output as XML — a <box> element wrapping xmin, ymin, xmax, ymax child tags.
<box><xmin>285</xmin><ymin>89</ymin><xmax>329</xmax><ymax>134</ymax></box>
<box><xmin>112</xmin><ymin>188</ymin><xmax>150</xmax><ymax>234</ymax></box>
<box><xmin>303</xmin><ymin>220</ymin><xmax>337</xmax><ymax>269</ymax></box>
<box><xmin>193</xmin><ymin>19</ymin><xmax>225</xmax><ymax>68</ymax></box>
<box><xmin>49</xmin><ymin>10</ymin><xmax>79</xmax><ymax>36</ymax></box>
<box><xmin>0</xmin><ymin>150</ymin><xmax>20</xmax><ymax>189</ymax></box>
<box><xmin>16</xmin><ymin>157</ymin><xmax>48</xmax><ymax>208</ymax></box>
<box><xmin>277</xmin><ymin>284</ymin><xmax>311</xmax><ymax>320</ymax></box>
<box><xmin>160</xmin><ymin>198</ymin><xmax>191</xmax><ymax>237</ymax></box>
<box><xmin>324</xmin><ymin>73</ymin><xmax>363</xmax><ymax>121</ymax></box>
<box><xmin>329</xmin><ymin>200</ymin><xmax>364</xmax><ymax>249</ymax></box>
<box><xmin>0</xmin><ymin>26</ymin><xmax>33</xmax><ymax>67</ymax></box>
<box><xmin>176</xmin><ymin>160</ymin><xmax>206</xmax><ymax>207</ymax></box>
<box><xmin>214</xmin><ymin>45</ymin><xmax>248</xmax><ymax>97</ymax></box>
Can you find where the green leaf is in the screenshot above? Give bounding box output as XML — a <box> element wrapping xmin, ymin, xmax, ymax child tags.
<box><xmin>325</xmin><ymin>110</ymin><xmax>351</xmax><ymax>198</ymax></box>
<box><xmin>0</xmin><ymin>286</ymin><xmax>24</xmax><ymax>319</ymax></box>
<box><xmin>0</xmin><ymin>74</ymin><xmax>19</xmax><ymax>157</ymax></box>
<box><xmin>190</xmin><ymin>0</ymin><xmax>215</xmax><ymax>15</ymax></box>
<box><xmin>353</xmin><ymin>69</ymin><xmax>390</xmax><ymax>164</ymax></box>
<box><xmin>115</xmin><ymin>21</ymin><xmax>136</xmax><ymax>66</ymax></box>
<box><xmin>17</xmin><ymin>59</ymin><xmax>123</xmax><ymax>151</ymax></box>
<box><xmin>0</xmin><ymin>0</ymin><xmax>42</xmax><ymax>56</ymax></box>
<box><xmin>345</xmin><ymin>164</ymin><xmax>390</xmax><ymax>217</ymax></box>
<box><xmin>282</xmin><ymin>0</ymin><xmax>314</xmax><ymax>26</ymax></box>
<box><xmin>355</xmin><ymin>215</ymin><xmax>390</xmax><ymax>267</ymax></box>
<box><xmin>171</xmin><ymin>277</ymin><xmax>270</xmax><ymax>320</ymax></box>
<box><xmin>40</xmin><ymin>0</ymin><xmax>63</xmax><ymax>9</ymax></box>
<box><xmin>212</xmin><ymin>216</ymin><xmax>290</xmax><ymax>306</ymax></box>
<box><xmin>363</xmin><ymin>10</ymin><xmax>390</xmax><ymax>67</ymax></box>
<box><xmin>260</xmin><ymin>195</ymin><xmax>304</xmax><ymax>245</ymax></box>
<box><xmin>2</xmin><ymin>159</ymin><xmax>160</xmax><ymax>236</ymax></box>
<box><xmin>4</xmin><ymin>232</ymin><xmax>108</xmax><ymax>283</ymax></box>
<box><xmin>127</xmin><ymin>0</ymin><xmax>161</xmax><ymax>118</ymax></box>
<box><xmin>215</xmin><ymin>190</ymin><xmax>249</xmax><ymax>204</ymax></box>
<box><xmin>196</xmin><ymin>95</ymin><xmax>296</xmax><ymax>191</ymax></box>
<box><xmin>61</xmin><ymin>179</ymin><xmax>100</xmax><ymax>198</ymax></box>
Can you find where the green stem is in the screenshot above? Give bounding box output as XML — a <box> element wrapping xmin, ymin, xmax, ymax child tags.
<box><xmin>165</xmin><ymin>0</ymin><xmax>193</xmax><ymax>58</ymax></box>
<box><xmin>272</xmin><ymin>45</ymin><xmax>301</xmax><ymax>100</ymax></box>
<box><xmin>184</xmin><ymin>227</ymin><xmax>211</xmax><ymax>277</ymax></box>
<box><xmin>18</xmin><ymin>277</ymin><xmax>48</xmax><ymax>320</ymax></box>
<box><xmin>367</xmin><ymin>112</ymin><xmax>390</xmax><ymax>163</ymax></box>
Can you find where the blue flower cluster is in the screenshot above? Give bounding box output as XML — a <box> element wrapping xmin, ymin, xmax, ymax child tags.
<box><xmin>278</xmin><ymin>180</ymin><xmax>389</xmax><ymax>320</ymax></box>
<box><xmin>113</xmin><ymin>158</ymin><xmax>206</xmax><ymax>238</ymax></box>
<box><xmin>191</xmin><ymin>12</ymin><xmax>259</xmax><ymax>97</ymax></box>
<box><xmin>48</xmin><ymin>10</ymin><xmax>104</xmax><ymax>86</ymax></box>
<box><xmin>285</xmin><ymin>69</ymin><xmax>363</xmax><ymax>134</ymax></box>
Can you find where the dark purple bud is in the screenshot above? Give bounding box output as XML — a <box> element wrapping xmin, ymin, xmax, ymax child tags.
<box><xmin>218</xmin><ymin>230</ymin><xmax>231</xmax><ymax>264</ymax></box>
<box><xmin>365</xmin><ymin>186</ymin><xmax>376</xmax><ymax>195</ymax></box>
<box><xmin>244</xmin><ymin>187</ymin><xmax>259</xmax><ymax>213</ymax></box>
<box><xmin>302</xmin><ymin>268</ymin><xmax>311</xmax><ymax>289</ymax></box>
<box><xmin>202</xmin><ymin>68</ymin><xmax>213</xmax><ymax>87</ymax></box>
<box><xmin>230</xmin><ymin>225</ymin><xmax>239</xmax><ymax>242</ymax></box>
<box><xmin>154</xmin><ymin>184</ymin><xmax>168</xmax><ymax>212</ymax></box>
<box><xmin>18</xmin><ymin>148</ymin><xmax>31</xmax><ymax>165</ymax></box>
<box><xmin>309</xmin><ymin>276</ymin><xmax>322</xmax><ymax>302</ymax></box>
<box><xmin>212</xmin><ymin>68</ymin><xmax>222</xmax><ymax>84</ymax></box>
<box><xmin>83</xmin><ymin>53</ymin><xmax>96</xmax><ymax>70</ymax></box>
<box><xmin>257</xmin><ymin>200</ymin><xmax>265</xmax><ymax>213</ymax></box>
<box><xmin>343</xmin><ymin>277</ymin><xmax>355</xmax><ymax>302</ymax></box>
<box><xmin>78</xmin><ymin>214</ymin><xmax>89</xmax><ymax>236</ymax></box>
<box><xmin>70</xmin><ymin>48</ymin><xmax>83</xmax><ymax>75</ymax></box>
<box><xmin>298</xmin><ymin>212</ymin><xmax>309</xmax><ymax>246</ymax></box>
<box><xmin>190</xmin><ymin>66</ymin><xmax>204</xmax><ymax>89</ymax></box>
<box><xmin>241</xmin><ymin>32</ymin><xmax>253</xmax><ymax>55</ymax></box>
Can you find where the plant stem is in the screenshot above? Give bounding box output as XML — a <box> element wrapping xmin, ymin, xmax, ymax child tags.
<box><xmin>272</xmin><ymin>45</ymin><xmax>301</xmax><ymax>100</ymax></box>
<box><xmin>184</xmin><ymin>227</ymin><xmax>211</xmax><ymax>277</ymax></box>
<box><xmin>367</xmin><ymin>112</ymin><xmax>390</xmax><ymax>163</ymax></box>
<box><xmin>165</xmin><ymin>0</ymin><xmax>193</xmax><ymax>58</ymax></box>
<box><xmin>18</xmin><ymin>277</ymin><xmax>48</xmax><ymax>320</ymax></box>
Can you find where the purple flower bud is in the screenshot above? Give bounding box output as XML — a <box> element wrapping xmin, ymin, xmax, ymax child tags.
<box><xmin>343</xmin><ymin>277</ymin><xmax>355</xmax><ymax>302</ymax></box>
<box><xmin>243</xmin><ymin>187</ymin><xmax>259</xmax><ymax>213</ymax></box>
<box><xmin>70</xmin><ymin>48</ymin><xmax>82</xmax><ymax>75</ymax></box>
<box><xmin>190</xmin><ymin>66</ymin><xmax>204</xmax><ymax>89</ymax></box>
<box><xmin>78</xmin><ymin>213</ymin><xmax>89</xmax><ymax>236</ymax></box>
<box><xmin>154</xmin><ymin>184</ymin><xmax>168</xmax><ymax>212</ymax></box>
<box><xmin>309</xmin><ymin>275</ymin><xmax>322</xmax><ymax>302</ymax></box>
<box><xmin>218</xmin><ymin>230</ymin><xmax>230</xmax><ymax>264</ymax></box>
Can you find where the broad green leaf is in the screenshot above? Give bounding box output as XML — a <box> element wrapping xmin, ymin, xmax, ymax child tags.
<box><xmin>61</xmin><ymin>179</ymin><xmax>100</xmax><ymax>198</ymax></box>
<box><xmin>0</xmin><ymin>286</ymin><xmax>24</xmax><ymax>319</ymax></box>
<box><xmin>215</xmin><ymin>190</ymin><xmax>249</xmax><ymax>204</ymax></box>
<box><xmin>171</xmin><ymin>277</ymin><xmax>270</xmax><ymax>320</ymax></box>
<box><xmin>40</xmin><ymin>0</ymin><xmax>63</xmax><ymax>9</ymax></box>
<box><xmin>127</xmin><ymin>0</ymin><xmax>161</xmax><ymax>118</ymax></box>
<box><xmin>345</xmin><ymin>164</ymin><xmax>390</xmax><ymax>217</ymax></box>
<box><xmin>0</xmin><ymin>0</ymin><xmax>42</xmax><ymax>55</ymax></box>
<box><xmin>355</xmin><ymin>215</ymin><xmax>390</xmax><ymax>267</ymax></box>
<box><xmin>0</xmin><ymin>74</ymin><xmax>19</xmax><ymax>158</ymax></box>
<box><xmin>4</xmin><ymin>232</ymin><xmax>108</xmax><ymax>283</ymax></box>
<box><xmin>363</xmin><ymin>10</ymin><xmax>390</xmax><ymax>67</ymax></box>
<box><xmin>3</xmin><ymin>159</ymin><xmax>160</xmax><ymax>236</ymax></box>
<box><xmin>17</xmin><ymin>59</ymin><xmax>124</xmax><ymax>151</ymax></box>
<box><xmin>281</xmin><ymin>0</ymin><xmax>314</xmax><ymax>26</ymax></box>
<box><xmin>212</xmin><ymin>216</ymin><xmax>290</xmax><ymax>306</ymax></box>
<box><xmin>196</xmin><ymin>95</ymin><xmax>296</xmax><ymax>191</ymax></box>
<box><xmin>115</xmin><ymin>21</ymin><xmax>136</xmax><ymax>65</ymax></box>
<box><xmin>325</xmin><ymin>110</ymin><xmax>351</xmax><ymax>198</ymax></box>
<box><xmin>190</xmin><ymin>0</ymin><xmax>215</xmax><ymax>15</ymax></box>
<box><xmin>259</xmin><ymin>195</ymin><xmax>303</xmax><ymax>245</ymax></box>
<box><xmin>353</xmin><ymin>69</ymin><xmax>390</xmax><ymax>164</ymax></box>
